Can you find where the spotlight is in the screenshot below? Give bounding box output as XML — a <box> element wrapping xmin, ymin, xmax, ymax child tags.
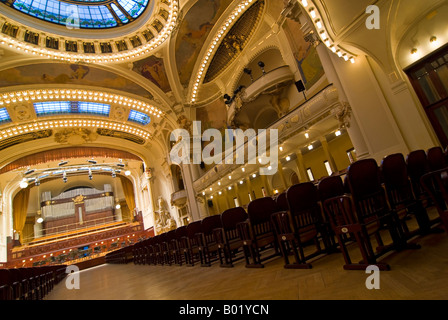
<box><xmin>19</xmin><ymin>180</ymin><xmax>28</xmax><ymax>189</ymax></box>
<box><xmin>258</xmin><ymin>61</ymin><xmax>266</xmax><ymax>74</ymax></box>
<box><xmin>36</xmin><ymin>217</ymin><xmax>44</xmax><ymax>224</ymax></box>
<box><xmin>58</xmin><ymin>160</ymin><xmax>68</xmax><ymax>166</ymax></box>
<box><xmin>116</xmin><ymin>163</ymin><xmax>125</xmax><ymax>168</ymax></box>
<box><xmin>244</xmin><ymin>68</ymin><xmax>253</xmax><ymax>82</ymax></box>
<box><xmin>87</xmin><ymin>159</ymin><xmax>97</xmax><ymax>164</ymax></box>
<box><xmin>111</xmin><ymin>170</ymin><xmax>116</xmax><ymax>178</ymax></box>
<box><xmin>34</xmin><ymin>178</ymin><xmax>40</xmax><ymax>186</ymax></box>
<box><xmin>124</xmin><ymin>170</ymin><xmax>131</xmax><ymax>176</ymax></box>
<box><xmin>88</xmin><ymin>168</ymin><xmax>93</xmax><ymax>180</ymax></box>
<box><xmin>63</xmin><ymin>177</ymin><xmax>68</xmax><ymax>183</ymax></box>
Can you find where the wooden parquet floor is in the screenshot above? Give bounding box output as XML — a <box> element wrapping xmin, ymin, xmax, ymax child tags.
<box><xmin>45</xmin><ymin>211</ymin><xmax>448</xmax><ymax>301</ymax></box>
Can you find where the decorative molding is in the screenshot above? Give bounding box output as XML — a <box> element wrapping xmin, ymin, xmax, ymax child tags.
<box><xmin>0</xmin><ymin>0</ymin><xmax>179</xmax><ymax>63</ymax></box>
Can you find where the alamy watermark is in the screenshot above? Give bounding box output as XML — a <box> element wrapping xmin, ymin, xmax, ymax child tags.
<box><xmin>65</xmin><ymin>265</ymin><xmax>80</xmax><ymax>290</ymax></box>
<box><xmin>366</xmin><ymin>5</ymin><xmax>380</xmax><ymax>30</ymax></box>
<box><xmin>65</xmin><ymin>5</ymin><xmax>80</xmax><ymax>29</ymax></box>
<box><xmin>170</xmin><ymin>121</ymin><xmax>278</xmax><ymax>175</ymax></box>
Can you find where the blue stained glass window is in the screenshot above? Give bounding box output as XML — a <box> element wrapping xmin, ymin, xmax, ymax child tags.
<box><xmin>34</xmin><ymin>101</ymin><xmax>111</xmax><ymax>116</ymax></box>
<box><xmin>0</xmin><ymin>108</ymin><xmax>12</xmax><ymax>124</ymax></box>
<box><xmin>5</xmin><ymin>0</ymin><xmax>149</xmax><ymax>28</ymax></box>
<box><xmin>34</xmin><ymin>101</ymin><xmax>71</xmax><ymax>116</ymax></box>
<box><xmin>111</xmin><ymin>3</ymin><xmax>129</xmax><ymax>24</ymax></box>
<box><xmin>128</xmin><ymin>109</ymin><xmax>150</xmax><ymax>125</ymax></box>
<box><xmin>78</xmin><ymin>102</ymin><xmax>110</xmax><ymax>115</ymax></box>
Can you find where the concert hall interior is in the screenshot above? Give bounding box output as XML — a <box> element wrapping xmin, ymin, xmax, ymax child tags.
<box><xmin>1</xmin><ymin>0</ymin><xmax>448</xmax><ymax>301</ymax></box>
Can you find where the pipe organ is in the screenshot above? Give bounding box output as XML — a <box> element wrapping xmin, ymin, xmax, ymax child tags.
<box><xmin>39</xmin><ymin>184</ymin><xmax>117</xmax><ymax>236</ymax></box>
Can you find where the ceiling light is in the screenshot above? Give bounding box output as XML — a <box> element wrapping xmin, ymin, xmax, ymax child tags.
<box><xmin>125</xmin><ymin>170</ymin><xmax>131</xmax><ymax>176</ymax></box>
<box><xmin>335</xmin><ymin>130</ymin><xmax>341</xmax><ymax>136</ymax></box>
<box><xmin>286</xmin><ymin>156</ymin><xmax>291</xmax><ymax>161</ymax></box>
<box><xmin>308</xmin><ymin>145</ymin><xmax>314</xmax><ymax>150</ymax></box>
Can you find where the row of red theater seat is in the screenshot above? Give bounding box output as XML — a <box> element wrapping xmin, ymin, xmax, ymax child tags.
<box><xmin>106</xmin><ymin>146</ymin><xmax>448</xmax><ymax>270</ymax></box>
<box><xmin>0</xmin><ymin>265</ymin><xmax>67</xmax><ymax>300</ymax></box>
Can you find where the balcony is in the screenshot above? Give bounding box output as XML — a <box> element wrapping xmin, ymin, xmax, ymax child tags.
<box><xmin>171</xmin><ymin>189</ymin><xmax>187</xmax><ymax>207</ymax></box>
<box><xmin>193</xmin><ymin>84</ymin><xmax>342</xmax><ymax>193</ymax></box>
<box><xmin>227</xmin><ymin>65</ymin><xmax>295</xmax><ymax>124</ymax></box>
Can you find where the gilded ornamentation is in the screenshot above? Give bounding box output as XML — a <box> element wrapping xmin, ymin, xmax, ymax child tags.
<box><xmin>13</xmin><ymin>105</ymin><xmax>32</xmax><ymax>120</ymax></box>
<box><xmin>72</xmin><ymin>194</ymin><xmax>85</xmax><ymax>204</ymax></box>
<box><xmin>54</xmin><ymin>128</ymin><xmax>98</xmax><ymax>145</ymax></box>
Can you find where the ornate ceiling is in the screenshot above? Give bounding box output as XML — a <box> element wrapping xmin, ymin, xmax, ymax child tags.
<box><xmin>0</xmin><ymin>0</ymin><xmax>275</xmax><ymax>167</ymax></box>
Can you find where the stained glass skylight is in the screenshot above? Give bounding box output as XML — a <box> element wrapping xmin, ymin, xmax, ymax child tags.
<box><xmin>0</xmin><ymin>108</ymin><xmax>12</xmax><ymax>124</ymax></box>
<box><xmin>34</xmin><ymin>101</ymin><xmax>71</xmax><ymax>116</ymax></box>
<box><xmin>3</xmin><ymin>0</ymin><xmax>149</xmax><ymax>29</ymax></box>
<box><xmin>34</xmin><ymin>101</ymin><xmax>110</xmax><ymax>116</ymax></box>
<box><xmin>128</xmin><ymin>109</ymin><xmax>150</xmax><ymax>125</ymax></box>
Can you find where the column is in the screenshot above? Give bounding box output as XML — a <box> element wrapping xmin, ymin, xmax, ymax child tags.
<box><xmin>246</xmin><ymin>176</ymin><xmax>255</xmax><ymax>201</ymax></box>
<box><xmin>277</xmin><ymin>161</ymin><xmax>288</xmax><ymax>191</ymax></box>
<box><xmin>260</xmin><ymin>174</ymin><xmax>272</xmax><ymax>196</ymax></box>
<box><xmin>319</xmin><ymin>136</ymin><xmax>338</xmax><ymax>173</ymax></box>
<box><xmin>181</xmin><ymin>163</ymin><xmax>201</xmax><ymax>221</ymax></box>
<box><xmin>315</xmin><ymin>43</ymin><xmax>370</xmax><ymax>159</ymax></box>
<box><xmin>294</xmin><ymin>150</ymin><xmax>309</xmax><ymax>182</ymax></box>
<box><xmin>234</xmin><ymin>182</ymin><xmax>242</xmax><ymax>207</ymax></box>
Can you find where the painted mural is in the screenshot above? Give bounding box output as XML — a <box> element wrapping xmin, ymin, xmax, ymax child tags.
<box><xmin>196</xmin><ymin>98</ymin><xmax>227</xmax><ymax>132</ymax></box>
<box><xmin>175</xmin><ymin>0</ymin><xmax>232</xmax><ymax>86</ymax></box>
<box><xmin>285</xmin><ymin>19</ymin><xmax>324</xmax><ymax>90</ymax></box>
<box><xmin>132</xmin><ymin>55</ymin><xmax>171</xmax><ymax>93</ymax></box>
<box><xmin>0</xmin><ymin>63</ymin><xmax>151</xmax><ymax>97</ymax></box>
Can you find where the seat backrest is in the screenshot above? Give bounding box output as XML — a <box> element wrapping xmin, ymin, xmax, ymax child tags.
<box><xmin>406</xmin><ymin>149</ymin><xmax>429</xmax><ymax>182</ymax></box>
<box><xmin>317</xmin><ymin>175</ymin><xmax>345</xmax><ymax>202</ymax></box>
<box><xmin>201</xmin><ymin>215</ymin><xmax>222</xmax><ymax>235</ymax></box>
<box><xmin>186</xmin><ymin>221</ymin><xmax>203</xmax><ymax>239</ymax></box>
<box><xmin>346</xmin><ymin>158</ymin><xmax>389</xmax><ymax>220</ymax></box>
<box><xmin>220</xmin><ymin>207</ymin><xmax>248</xmax><ymax>230</ymax></box>
<box><xmin>346</xmin><ymin>159</ymin><xmax>382</xmax><ymax>198</ymax></box>
<box><xmin>286</xmin><ymin>182</ymin><xmax>323</xmax><ymax>227</ymax></box>
<box><xmin>286</xmin><ymin>182</ymin><xmax>319</xmax><ymax>213</ymax></box>
<box><xmin>381</xmin><ymin>153</ymin><xmax>410</xmax><ymax>187</ymax></box>
<box><xmin>175</xmin><ymin>225</ymin><xmax>187</xmax><ymax>238</ymax></box>
<box><xmin>275</xmin><ymin>192</ymin><xmax>289</xmax><ymax>211</ymax></box>
<box><xmin>427</xmin><ymin>146</ymin><xmax>447</xmax><ymax>171</ymax></box>
<box><xmin>247</xmin><ymin>197</ymin><xmax>280</xmax><ymax>225</ymax></box>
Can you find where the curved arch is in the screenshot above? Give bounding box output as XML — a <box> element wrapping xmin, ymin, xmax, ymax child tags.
<box><xmin>0</xmin><ymin>146</ymin><xmax>142</xmax><ymax>174</ymax></box>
